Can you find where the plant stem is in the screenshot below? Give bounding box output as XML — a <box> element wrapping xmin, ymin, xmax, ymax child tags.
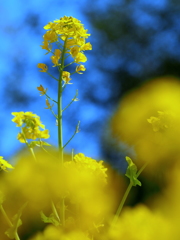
<box><xmin>63</xmin><ymin>121</ymin><xmax>80</xmax><ymax>149</ymax></box>
<box><xmin>51</xmin><ymin>201</ymin><xmax>60</xmax><ymax>222</ymax></box>
<box><xmin>112</xmin><ymin>162</ymin><xmax>148</xmax><ymax>225</ymax></box>
<box><xmin>21</xmin><ymin>127</ymin><xmax>37</xmax><ymax>162</ymax></box>
<box><xmin>0</xmin><ymin>205</ymin><xmax>20</xmax><ymax>240</ymax></box>
<box><xmin>57</xmin><ymin>38</ymin><xmax>67</xmax><ymax>226</ymax></box>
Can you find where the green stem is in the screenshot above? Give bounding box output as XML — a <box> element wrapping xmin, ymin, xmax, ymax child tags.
<box><xmin>62</xmin><ymin>90</ymin><xmax>78</xmax><ymax>112</ymax></box>
<box><xmin>20</xmin><ymin>127</ymin><xmax>37</xmax><ymax>162</ymax></box>
<box><xmin>0</xmin><ymin>205</ymin><xmax>20</xmax><ymax>240</ymax></box>
<box><xmin>51</xmin><ymin>201</ymin><xmax>60</xmax><ymax>222</ymax></box>
<box><xmin>45</xmin><ymin>93</ymin><xmax>58</xmax><ymax>104</ymax></box>
<box><xmin>112</xmin><ymin>162</ymin><xmax>148</xmax><ymax>225</ymax></box>
<box><xmin>57</xmin><ymin>37</ymin><xmax>68</xmax><ymax>226</ymax></box>
<box><xmin>63</xmin><ymin>121</ymin><xmax>80</xmax><ymax>149</ymax></box>
<box><xmin>46</xmin><ymin>71</ymin><xmax>59</xmax><ymax>81</ymax></box>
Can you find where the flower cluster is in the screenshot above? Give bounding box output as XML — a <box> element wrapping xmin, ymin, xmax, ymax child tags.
<box><xmin>12</xmin><ymin>112</ymin><xmax>49</xmax><ymax>143</ymax></box>
<box><xmin>38</xmin><ymin>16</ymin><xmax>92</xmax><ymax>83</ymax></box>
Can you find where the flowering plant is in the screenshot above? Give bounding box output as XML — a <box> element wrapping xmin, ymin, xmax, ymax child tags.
<box><xmin>0</xmin><ymin>16</ymin><xmax>180</xmax><ymax>240</ymax></box>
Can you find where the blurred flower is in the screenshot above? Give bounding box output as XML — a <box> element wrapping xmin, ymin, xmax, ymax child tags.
<box><xmin>0</xmin><ymin>156</ymin><xmax>14</xmax><ymax>172</ymax></box>
<box><xmin>106</xmin><ymin>204</ymin><xmax>173</xmax><ymax>240</ymax></box>
<box><xmin>147</xmin><ymin>111</ymin><xmax>174</xmax><ymax>132</ymax></box>
<box><xmin>29</xmin><ymin>225</ymin><xmax>91</xmax><ymax>240</ymax></box>
<box><xmin>111</xmin><ymin>77</ymin><xmax>180</xmax><ymax>168</ymax></box>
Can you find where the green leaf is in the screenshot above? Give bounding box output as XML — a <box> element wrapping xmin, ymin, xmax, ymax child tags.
<box><xmin>5</xmin><ymin>202</ymin><xmax>28</xmax><ymax>239</ymax></box>
<box><xmin>125</xmin><ymin>156</ymin><xmax>142</xmax><ymax>187</ymax></box>
<box><xmin>40</xmin><ymin>211</ymin><xmax>60</xmax><ymax>227</ymax></box>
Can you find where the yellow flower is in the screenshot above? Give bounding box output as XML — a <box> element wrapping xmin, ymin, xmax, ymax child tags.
<box><xmin>62</xmin><ymin>71</ymin><xmax>72</xmax><ymax>84</ymax></box>
<box><xmin>44</xmin><ymin>16</ymin><xmax>91</xmax><ymax>40</ymax></box>
<box><xmin>0</xmin><ymin>156</ymin><xmax>14</xmax><ymax>172</ymax></box>
<box><xmin>43</xmin><ymin>30</ymin><xmax>58</xmax><ymax>43</ymax></box>
<box><xmin>66</xmin><ymin>38</ymin><xmax>77</xmax><ymax>48</ymax></box>
<box><xmin>37</xmin><ymin>84</ymin><xmax>47</xmax><ymax>96</ymax></box>
<box><xmin>75</xmin><ymin>52</ymin><xmax>87</xmax><ymax>63</ymax></box>
<box><xmin>80</xmin><ymin>42</ymin><xmax>92</xmax><ymax>51</ymax></box>
<box><xmin>40</xmin><ymin>40</ymin><xmax>51</xmax><ymax>52</ymax></box>
<box><xmin>111</xmin><ymin>77</ymin><xmax>180</xmax><ymax>169</ymax></box>
<box><xmin>12</xmin><ymin>112</ymin><xmax>50</xmax><ymax>142</ymax></box>
<box><xmin>76</xmin><ymin>65</ymin><xmax>86</xmax><ymax>74</ymax></box>
<box><xmin>45</xmin><ymin>99</ymin><xmax>54</xmax><ymax>109</ymax></box>
<box><xmin>70</xmin><ymin>153</ymin><xmax>107</xmax><ymax>183</ymax></box>
<box><xmin>108</xmin><ymin>205</ymin><xmax>173</xmax><ymax>240</ymax></box>
<box><xmin>11</xmin><ymin>111</ymin><xmax>25</xmax><ymax>127</ymax></box>
<box><xmin>70</xmin><ymin>46</ymin><xmax>80</xmax><ymax>58</ymax></box>
<box><xmin>50</xmin><ymin>49</ymin><xmax>61</xmax><ymax>67</ymax></box>
<box><xmin>37</xmin><ymin>63</ymin><xmax>48</xmax><ymax>72</ymax></box>
<box><xmin>29</xmin><ymin>225</ymin><xmax>91</xmax><ymax>240</ymax></box>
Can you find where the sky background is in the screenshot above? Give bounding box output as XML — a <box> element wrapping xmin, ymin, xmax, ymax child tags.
<box><xmin>1</xmin><ymin>0</ymin><xmax>180</xmax><ymax>170</ymax></box>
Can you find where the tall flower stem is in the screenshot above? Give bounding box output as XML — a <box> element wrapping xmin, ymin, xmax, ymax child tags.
<box><xmin>112</xmin><ymin>162</ymin><xmax>148</xmax><ymax>226</ymax></box>
<box><xmin>57</xmin><ymin>38</ymin><xmax>67</xmax><ymax>226</ymax></box>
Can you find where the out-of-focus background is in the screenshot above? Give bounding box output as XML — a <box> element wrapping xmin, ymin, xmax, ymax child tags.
<box><xmin>1</xmin><ymin>0</ymin><xmax>180</xmax><ymax>170</ymax></box>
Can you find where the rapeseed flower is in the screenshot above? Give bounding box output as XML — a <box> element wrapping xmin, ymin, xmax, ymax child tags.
<box><xmin>37</xmin><ymin>85</ymin><xmax>47</xmax><ymax>96</ymax></box>
<box><xmin>12</xmin><ymin>112</ymin><xmax>49</xmax><ymax>143</ymax></box>
<box><xmin>107</xmin><ymin>205</ymin><xmax>173</xmax><ymax>240</ymax></box>
<box><xmin>62</xmin><ymin>71</ymin><xmax>72</xmax><ymax>84</ymax></box>
<box><xmin>37</xmin><ymin>63</ymin><xmax>48</xmax><ymax>72</ymax></box>
<box><xmin>29</xmin><ymin>225</ymin><xmax>91</xmax><ymax>240</ymax></box>
<box><xmin>50</xmin><ymin>49</ymin><xmax>61</xmax><ymax>67</ymax></box>
<box><xmin>76</xmin><ymin>65</ymin><xmax>86</xmax><ymax>74</ymax></box>
<box><xmin>111</xmin><ymin>77</ymin><xmax>180</xmax><ymax>169</ymax></box>
<box><xmin>39</xmin><ymin>16</ymin><xmax>92</xmax><ymax>72</ymax></box>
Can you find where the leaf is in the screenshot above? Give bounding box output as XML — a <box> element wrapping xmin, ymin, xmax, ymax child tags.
<box><xmin>125</xmin><ymin>156</ymin><xmax>142</xmax><ymax>187</ymax></box>
<box><xmin>5</xmin><ymin>202</ymin><xmax>28</xmax><ymax>239</ymax></box>
<box><xmin>40</xmin><ymin>211</ymin><xmax>60</xmax><ymax>227</ymax></box>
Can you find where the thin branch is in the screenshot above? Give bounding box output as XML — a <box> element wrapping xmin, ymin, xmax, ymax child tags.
<box><xmin>63</xmin><ymin>121</ymin><xmax>80</xmax><ymax>149</ymax></box>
